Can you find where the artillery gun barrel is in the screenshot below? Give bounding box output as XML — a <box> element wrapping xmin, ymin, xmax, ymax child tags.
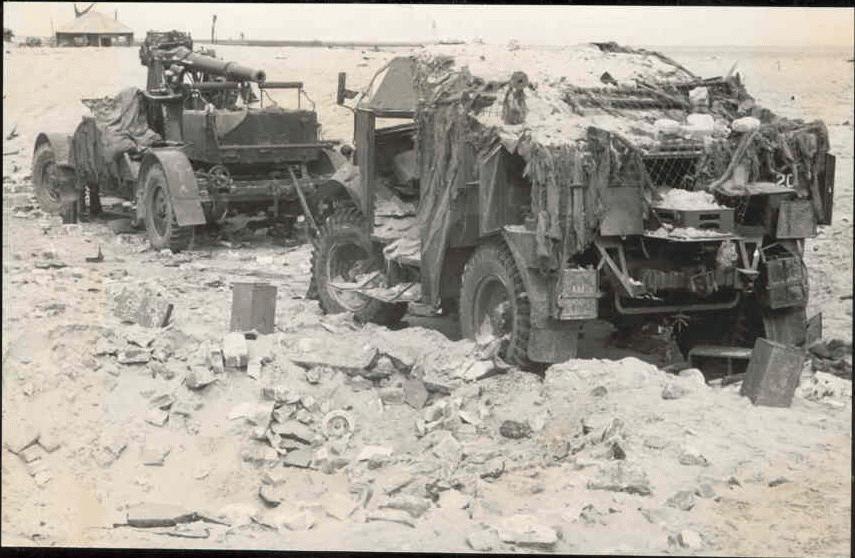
<box><xmin>173</xmin><ymin>46</ymin><xmax>267</xmax><ymax>83</ymax></box>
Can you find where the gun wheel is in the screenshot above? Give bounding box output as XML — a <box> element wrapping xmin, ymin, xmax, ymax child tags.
<box><xmin>142</xmin><ymin>163</ymin><xmax>194</xmax><ymax>252</ymax></box>
<box><xmin>32</xmin><ymin>142</ymin><xmax>79</xmax><ymax>223</ymax></box>
<box><xmin>311</xmin><ymin>207</ymin><xmax>406</xmax><ymax>326</ymax></box>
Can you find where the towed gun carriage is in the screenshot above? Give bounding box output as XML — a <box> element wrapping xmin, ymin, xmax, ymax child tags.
<box><xmin>33</xmin><ymin>30</ymin><xmax>344</xmax><ymax>250</ymax></box>
<box><xmin>310</xmin><ymin>42</ymin><xmax>836</xmax><ymax>374</ymax></box>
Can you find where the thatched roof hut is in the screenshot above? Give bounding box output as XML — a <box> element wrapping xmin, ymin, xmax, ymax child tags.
<box><xmin>56</xmin><ymin>10</ymin><xmax>133</xmax><ymax>47</ymax></box>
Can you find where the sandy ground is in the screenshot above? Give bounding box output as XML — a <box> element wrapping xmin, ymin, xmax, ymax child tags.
<box><xmin>2</xmin><ymin>44</ymin><xmax>852</xmax><ymax>555</ymax></box>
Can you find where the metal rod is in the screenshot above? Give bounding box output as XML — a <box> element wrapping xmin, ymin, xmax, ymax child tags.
<box><xmin>287</xmin><ymin>166</ymin><xmax>318</xmax><ymax>236</ymax></box>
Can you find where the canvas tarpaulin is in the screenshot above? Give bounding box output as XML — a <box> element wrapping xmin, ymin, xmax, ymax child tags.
<box><xmin>71</xmin><ymin>87</ymin><xmax>161</xmax><ymax>190</ymax></box>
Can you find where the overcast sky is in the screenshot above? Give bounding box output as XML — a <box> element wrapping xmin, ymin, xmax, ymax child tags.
<box><xmin>4</xmin><ymin>3</ymin><xmax>853</xmax><ymax>48</ymax></box>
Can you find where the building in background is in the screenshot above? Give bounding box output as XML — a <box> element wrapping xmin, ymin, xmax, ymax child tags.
<box><xmin>55</xmin><ymin>10</ymin><xmax>133</xmax><ymax>47</ymax></box>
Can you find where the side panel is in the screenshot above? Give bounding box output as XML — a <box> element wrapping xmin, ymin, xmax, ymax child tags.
<box><xmin>354</xmin><ymin>110</ymin><xmax>376</xmax><ymax>225</ymax></box>
<box><xmin>138</xmin><ymin>149</ymin><xmax>206</xmax><ymax>226</ymax></box>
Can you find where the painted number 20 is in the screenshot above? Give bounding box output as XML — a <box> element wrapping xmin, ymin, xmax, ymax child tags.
<box><xmin>775</xmin><ymin>173</ymin><xmax>795</xmax><ymax>188</ymax></box>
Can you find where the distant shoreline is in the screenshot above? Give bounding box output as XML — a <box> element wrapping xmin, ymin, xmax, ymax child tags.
<box><xmin>195</xmin><ymin>39</ymin><xmax>464</xmax><ymax>48</ymax></box>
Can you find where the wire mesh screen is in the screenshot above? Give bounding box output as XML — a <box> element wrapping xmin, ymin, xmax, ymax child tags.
<box><xmin>643</xmin><ymin>155</ymin><xmax>699</xmax><ymax>189</ymax></box>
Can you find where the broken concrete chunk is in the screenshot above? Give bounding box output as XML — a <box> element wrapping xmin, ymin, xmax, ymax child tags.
<box><xmin>126</xmin><ymin>503</ymin><xmax>196</xmax><ymax>528</ymax></box>
<box><xmin>272</xmin><ymin>420</ymin><xmax>314</xmax><ymax>444</ymax></box>
<box><xmin>241</xmin><ymin>445</ymin><xmax>280</xmax><ymax>466</ymax></box>
<box><xmin>676</xmin><ymin>529</ymin><xmax>703</xmax><ymax>549</ymax></box>
<box><xmin>258</xmin><ymin>484</ymin><xmax>284</xmax><ymax>507</ymax></box>
<box><xmin>145</xmin><ymin>408</ymin><xmax>169</xmax><ymax>427</ymax></box>
<box><xmin>499</xmin><ymin>420</ymin><xmax>532</xmax><ymax>439</ymax></box>
<box><xmin>37</xmin><ymin>432</ymin><xmax>61</xmax><ymax>453</ymax></box>
<box><xmin>380</xmin><ymin>494</ymin><xmax>431</xmax><ymax>518</ymax></box>
<box><xmin>111</xmin><ymin>284</ymin><xmax>173</xmax><ymax>328</ymax></box>
<box><xmin>223</xmin><ymin>333</ymin><xmax>249</xmax><ymax>369</ymax></box>
<box><xmin>149</xmin><ymin>392</ymin><xmax>175</xmax><ymax>410</ymax></box>
<box><xmin>461</xmin><ymin>359</ymin><xmax>502</xmax><ymax>382</ymax></box>
<box><xmin>402</xmin><ymin>377</ymin><xmax>429</xmax><ymax>410</ymax></box>
<box><xmin>282</xmin><ymin>448</ymin><xmax>313</xmax><ymax>468</ymax></box>
<box><xmin>185</xmin><ymin>367</ymin><xmax>217</xmax><ymax>390</ymax></box>
<box><xmin>4</xmin><ymin>425</ymin><xmax>40</xmax><ymax>455</ymax></box>
<box><xmin>140</xmin><ymin>444</ymin><xmax>171</xmax><ymax>466</ymax></box>
<box><xmin>18</xmin><ymin>445</ymin><xmax>44</xmax><ymax>464</ymax></box>
<box><xmin>273</xmin><ymin>509</ymin><xmax>317</xmax><ymax>531</ymax></box>
<box><xmin>356</xmin><ymin>445</ymin><xmax>393</xmax><ymax>462</ymax></box>
<box><xmin>367</xmin><ymin>509</ymin><xmax>415</xmax><ymax>528</ymax></box>
<box><xmin>495</xmin><ymin>514</ymin><xmax>559</xmax><ymax>548</ymax></box>
<box><xmin>587</xmin><ymin>462</ymin><xmax>652</xmax><ymax>496</ymax></box>
<box><xmin>678</xmin><ymin>446</ymin><xmax>710</xmax><ymax>467</ymax></box>
<box><xmin>379</xmin><ymin>386</ymin><xmax>405</xmax><ymax>405</ymax></box>
<box><xmin>363</xmin><ymin>355</ymin><xmax>396</xmax><ymax>380</ymax></box>
<box><xmin>320</xmin><ymin>493</ymin><xmax>358</xmax><ymax>521</ymax></box>
<box><xmin>152</xmin><ymin>524</ymin><xmax>210</xmax><ymax>539</ymax></box>
<box><xmin>678</xmin><ymin>368</ymin><xmax>707</xmax><ymax>385</ymax></box>
<box><xmin>666</xmin><ymin>490</ymin><xmax>697</xmax><ymax>511</ymax></box>
<box><xmin>662</xmin><ymin>382</ymin><xmax>690</xmax><ymax>400</ymax></box>
<box><xmin>467</xmin><ymin>527</ymin><xmax>501</xmax><ymax>551</ymax></box>
<box><xmin>118</xmin><ymin>348</ymin><xmax>151</xmax><ymax>365</ymax></box>
<box><xmin>380</xmin><ymin>470</ymin><xmax>415</xmax><ymax>495</ymax></box>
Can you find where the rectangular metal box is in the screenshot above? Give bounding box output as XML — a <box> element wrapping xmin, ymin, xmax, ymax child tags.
<box><xmin>776</xmin><ymin>199</ymin><xmax>817</xmax><ymax>239</ymax></box>
<box><xmin>230</xmin><ymin>282</ymin><xmax>277</xmax><ymax>334</ymax></box>
<box><xmin>764</xmin><ymin>256</ymin><xmax>807</xmax><ymax>309</ymax></box>
<box><xmin>740</xmin><ymin>337</ymin><xmax>805</xmax><ymax>407</ymax></box>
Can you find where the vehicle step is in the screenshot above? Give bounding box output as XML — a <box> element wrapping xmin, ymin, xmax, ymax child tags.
<box><xmin>688</xmin><ymin>344</ymin><xmax>753</xmax><ymax>360</ymax></box>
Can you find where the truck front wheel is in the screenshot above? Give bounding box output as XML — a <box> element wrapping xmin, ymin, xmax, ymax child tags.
<box><xmin>32</xmin><ymin>142</ymin><xmax>79</xmax><ymax>223</ymax></box>
<box><xmin>311</xmin><ymin>207</ymin><xmax>406</xmax><ymax>326</ymax></box>
<box><xmin>460</xmin><ymin>242</ymin><xmax>532</xmax><ymax>366</ymax></box>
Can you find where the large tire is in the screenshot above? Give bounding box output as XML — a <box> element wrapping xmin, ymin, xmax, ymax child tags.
<box><xmin>32</xmin><ymin>142</ymin><xmax>79</xmax><ymax>223</ymax></box>
<box><xmin>311</xmin><ymin>207</ymin><xmax>406</xmax><ymax>326</ymax></box>
<box><xmin>460</xmin><ymin>241</ymin><xmax>532</xmax><ymax>366</ymax></box>
<box><xmin>142</xmin><ymin>163</ymin><xmax>194</xmax><ymax>252</ymax></box>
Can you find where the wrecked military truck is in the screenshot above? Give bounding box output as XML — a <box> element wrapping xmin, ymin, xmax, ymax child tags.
<box><xmin>32</xmin><ymin>30</ymin><xmax>344</xmax><ymax>250</ymax></box>
<box><xmin>309</xmin><ymin>43</ymin><xmax>836</xmax><ymax>371</ymax></box>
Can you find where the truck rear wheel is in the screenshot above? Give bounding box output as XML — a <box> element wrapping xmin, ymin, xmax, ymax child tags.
<box><xmin>460</xmin><ymin>242</ymin><xmax>532</xmax><ymax>366</ymax></box>
<box><xmin>32</xmin><ymin>142</ymin><xmax>79</xmax><ymax>223</ymax></box>
<box><xmin>142</xmin><ymin>163</ymin><xmax>194</xmax><ymax>252</ymax></box>
<box><xmin>312</xmin><ymin>207</ymin><xmax>406</xmax><ymax>326</ymax></box>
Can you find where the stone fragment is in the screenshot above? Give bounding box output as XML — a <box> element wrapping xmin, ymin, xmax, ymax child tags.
<box><xmin>695</xmin><ymin>483</ymin><xmax>717</xmax><ymax>499</ymax></box>
<box><xmin>37</xmin><ymin>432</ymin><xmax>61</xmax><ymax>453</ymax></box>
<box><xmin>499</xmin><ymin>420</ymin><xmax>532</xmax><ymax>439</ymax></box>
<box><xmin>587</xmin><ymin>462</ymin><xmax>652</xmax><ymax>496</ymax></box>
<box><xmin>666</xmin><ymin>490</ymin><xmax>696</xmax><ymax>511</ymax></box>
<box><xmin>678</xmin><ymin>446</ymin><xmax>710</xmax><ymax>467</ymax></box>
<box><xmin>768</xmin><ymin>477</ymin><xmax>789</xmax><ymax>487</ymax></box>
<box><xmin>676</xmin><ymin>529</ymin><xmax>703</xmax><ymax>549</ymax></box>
<box><xmin>145</xmin><ymin>409</ymin><xmax>169</xmax><ymax>427</ymax></box>
<box><xmin>272</xmin><ymin>420</ymin><xmax>314</xmax><ymax>444</ymax></box>
<box><xmin>223</xmin><ymin>333</ymin><xmax>249</xmax><ymax>369</ymax></box>
<box><xmin>320</xmin><ymin>493</ymin><xmax>358</xmax><ymax>520</ymax></box>
<box><xmin>4</xmin><ymin>425</ymin><xmax>40</xmax><ymax>454</ymax></box>
<box><xmin>367</xmin><ymin>509</ymin><xmax>415</xmax><ymax>528</ymax></box>
<box><xmin>439</xmin><ymin>489</ymin><xmax>470</xmax><ymax>510</ymax></box>
<box><xmin>356</xmin><ymin>445</ymin><xmax>393</xmax><ymax>462</ymax></box>
<box><xmin>579</xmin><ymin>504</ymin><xmax>606</xmax><ymax>525</ymax></box>
<box><xmin>379</xmin><ymin>470</ymin><xmax>414</xmax><ymax>495</ymax></box>
<box><xmin>275</xmin><ymin>509</ymin><xmax>316</xmax><ymax>531</ymax></box>
<box><xmin>126</xmin><ymin>503</ymin><xmax>195</xmax><ymax>528</ymax></box>
<box><xmin>150</xmin><ymin>392</ymin><xmax>175</xmax><ymax>410</ymax></box>
<box><xmin>590</xmin><ymin>385</ymin><xmax>608</xmax><ymax>397</ymax></box>
<box><xmin>259</xmin><ymin>484</ymin><xmax>284</xmax><ymax>507</ymax></box>
<box><xmin>18</xmin><ymin>445</ymin><xmax>44</xmax><ymax>464</ymax></box>
<box><xmin>678</xmin><ymin>368</ymin><xmax>707</xmax><ymax>385</ymax></box>
<box><xmin>495</xmin><ymin>514</ymin><xmax>559</xmax><ymax>548</ymax></box>
<box><xmin>379</xmin><ymin>386</ymin><xmax>405</xmax><ymax>405</ymax></box>
<box><xmin>479</xmin><ymin>457</ymin><xmax>505</xmax><ymax>480</ymax></box>
<box><xmin>241</xmin><ymin>445</ymin><xmax>280</xmax><ymax>466</ymax></box>
<box><xmin>305</xmin><ymin>367</ymin><xmax>321</xmax><ymax>384</ymax></box>
<box><xmin>462</xmin><ymin>360</ymin><xmax>502</xmax><ymax>382</ymax></box>
<box><xmin>380</xmin><ymin>494</ymin><xmax>431</xmax><ymax>518</ymax></box>
<box><xmin>152</xmin><ymin>524</ymin><xmax>210</xmax><ymax>539</ymax></box>
<box><xmin>662</xmin><ymin>382</ymin><xmax>689</xmax><ymax>400</ymax></box>
<box><xmin>118</xmin><ymin>348</ymin><xmax>151</xmax><ymax>365</ymax></box>
<box><xmin>402</xmin><ymin>377</ymin><xmax>429</xmax><ymax>410</ymax></box>
<box><xmin>185</xmin><ymin>367</ymin><xmax>217</xmax><ymax>390</ymax></box>
<box><xmin>141</xmin><ymin>444</ymin><xmax>171</xmax><ymax>466</ymax></box>
<box><xmin>282</xmin><ymin>448</ymin><xmax>313</xmax><ymax>468</ymax></box>
<box><xmin>247</xmin><ymin>358</ymin><xmax>262</xmax><ymax>379</ymax></box>
<box><xmin>111</xmin><ymin>284</ymin><xmax>173</xmax><ymax>328</ymax></box>
<box><xmin>467</xmin><ymin>527</ymin><xmax>500</xmax><ymax>551</ymax></box>
<box><xmin>363</xmin><ymin>356</ymin><xmax>396</xmax><ymax>380</ymax></box>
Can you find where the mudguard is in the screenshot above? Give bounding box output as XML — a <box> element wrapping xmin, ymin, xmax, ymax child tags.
<box><xmin>313</xmin><ymin>160</ymin><xmax>364</xmax><ymax>214</ymax></box>
<box><xmin>501</xmin><ymin>227</ymin><xmax>581</xmax><ymax>364</ymax></box>
<box><xmin>137</xmin><ymin>149</ymin><xmax>206</xmax><ymax>227</ymax></box>
<box><xmin>34</xmin><ymin>133</ymin><xmax>74</xmax><ymax>167</ymax></box>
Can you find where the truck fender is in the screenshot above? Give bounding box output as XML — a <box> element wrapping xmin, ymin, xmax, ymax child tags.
<box><xmin>34</xmin><ymin>133</ymin><xmax>74</xmax><ymax>168</ymax></box>
<box><xmin>137</xmin><ymin>149</ymin><xmax>206</xmax><ymax>227</ymax></box>
<box><xmin>313</xmin><ymin>162</ymin><xmax>363</xmax><ymax>219</ymax></box>
<box><xmin>500</xmin><ymin>227</ymin><xmax>581</xmax><ymax>364</ymax></box>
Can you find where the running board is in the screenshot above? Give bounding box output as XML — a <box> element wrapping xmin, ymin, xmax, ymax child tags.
<box><xmin>688</xmin><ymin>344</ymin><xmax>753</xmax><ymax>377</ymax></box>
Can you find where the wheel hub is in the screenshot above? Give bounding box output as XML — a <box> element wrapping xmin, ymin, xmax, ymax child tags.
<box><xmin>473</xmin><ymin>275</ymin><xmax>513</xmax><ymax>344</ymax></box>
<box><xmin>326</xmin><ymin>241</ymin><xmax>374</xmax><ymax>311</ymax></box>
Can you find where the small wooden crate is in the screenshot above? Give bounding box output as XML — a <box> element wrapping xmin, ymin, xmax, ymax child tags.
<box><xmin>740</xmin><ymin>338</ymin><xmax>805</xmax><ymax>407</ymax></box>
<box><xmin>230</xmin><ymin>282</ymin><xmax>277</xmax><ymax>334</ymax></box>
<box><xmin>652</xmin><ymin>207</ymin><xmax>735</xmax><ymax>233</ymax></box>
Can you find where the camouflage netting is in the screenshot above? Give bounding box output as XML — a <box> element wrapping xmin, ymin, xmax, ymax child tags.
<box><xmin>400</xmin><ymin>43</ymin><xmax>831</xmax><ymax>303</ymax></box>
